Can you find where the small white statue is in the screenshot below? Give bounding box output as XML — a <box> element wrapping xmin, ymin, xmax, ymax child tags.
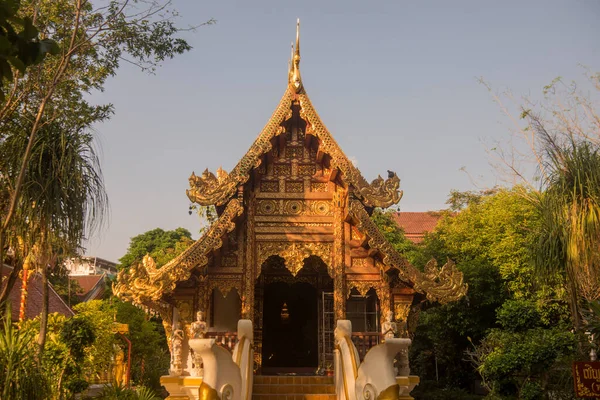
<box><xmin>190</xmin><ymin>310</ymin><xmax>208</xmax><ymax>339</ymax></box>
<box><xmin>189</xmin><ymin>310</ymin><xmax>208</xmax><ymax>377</ymax></box>
<box><xmin>381</xmin><ymin>311</ymin><xmax>398</xmax><ymax>340</ymax></box>
<box><xmin>170</xmin><ymin>322</ymin><xmax>185</xmax><ymax>376</ymax></box>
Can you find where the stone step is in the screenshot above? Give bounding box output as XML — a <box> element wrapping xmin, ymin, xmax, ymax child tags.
<box><xmin>254</xmin><ymin>376</ymin><xmax>334</xmax><ymax>385</ymax></box>
<box><xmin>253</xmin><ymin>375</ymin><xmax>336</xmax><ymax>399</ymax></box>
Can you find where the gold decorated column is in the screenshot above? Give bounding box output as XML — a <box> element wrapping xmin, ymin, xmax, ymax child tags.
<box><xmin>376</xmin><ymin>279</ymin><xmax>392</xmax><ymax>322</ymax></box>
<box><xmin>242</xmin><ymin>193</ymin><xmax>256</xmax><ymax>320</ymax></box>
<box><xmin>333</xmin><ymin>188</ymin><xmax>346</xmax><ymax>320</ymax></box>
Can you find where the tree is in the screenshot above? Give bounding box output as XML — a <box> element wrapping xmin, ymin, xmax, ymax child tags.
<box><xmin>468</xmin><ymin>299</ymin><xmax>576</xmax><ymax>399</ymax></box>
<box><xmin>72</xmin><ymin>300</ymin><xmax>117</xmax><ymax>382</ymax></box>
<box><xmin>118</xmin><ymin>227</ymin><xmax>194</xmax><ymax>270</ymax></box>
<box><xmin>371</xmin><ymin>209</ymin><xmax>426</xmax><ymax>267</ymax></box>
<box><xmin>115</xmin><ymin>300</ymin><xmax>169</xmax><ymax>389</ymax></box>
<box><xmin>0</xmin><ymin>0</ymin><xmax>58</xmax><ymax>99</ymax></box>
<box><xmin>532</xmin><ymin>137</ymin><xmax>600</xmax><ymax>329</ymax></box>
<box><xmin>483</xmin><ymin>73</ymin><xmax>600</xmax><ymax>329</ymax></box>
<box><xmin>407</xmin><ymin>188</ymin><xmax>571</xmax><ymax>398</ymax></box>
<box><xmin>0</xmin><ymin>0</ymin><xmax>212</xmax><ymax>316</ymax></box>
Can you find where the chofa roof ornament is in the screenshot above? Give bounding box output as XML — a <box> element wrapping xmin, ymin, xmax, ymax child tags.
<box><xmin>289</xmin><ymin>19</ymin><xmax>303</xmax><ymax>93</ymax></box>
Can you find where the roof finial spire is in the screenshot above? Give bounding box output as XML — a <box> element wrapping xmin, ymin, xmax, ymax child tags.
<box><xmin>288</xmin><ymin>41</ymin><xmax>294</xmax><ymax>83</ymax></box>
<box><xmin>295</xmin><ymin>18</ymin><xmax>300</xmax><ymax>61</ymax></box>
<box><xmin>290</xmin><ymin>18</ymin><xmax>303</xmax><ymax>93</ymax></box>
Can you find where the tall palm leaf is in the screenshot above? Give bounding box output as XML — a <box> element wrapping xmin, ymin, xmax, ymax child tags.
<box><xmin>0</xmin><ymin>118</ymin><xmax>108</xmax><ymax>354</ymax></box>
<box><xmin>533</xmin><ymin>130</ymin><xmax>600</xmax><ymax>329</ymax></box>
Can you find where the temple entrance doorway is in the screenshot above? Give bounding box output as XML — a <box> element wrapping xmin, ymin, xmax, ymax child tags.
<box><xmin>254</xmin><ymin>255</ymin><xmax>333</xmax><ymax>374</ymax></box>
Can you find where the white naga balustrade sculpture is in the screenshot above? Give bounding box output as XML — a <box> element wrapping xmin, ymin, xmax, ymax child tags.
<box><xmin>161</xmin><ymin>319</ymin><xmax>253</xmax><ymax>400</ymax></box>
<box><xmin>334</xmin><ymin>320</ymin><xmax>418</xmax><ymax>400</ymax></box>
<box><xmin>188</xmin><ymin>319</ymin><xmax>254</xmax><ymax>400</ymax></box>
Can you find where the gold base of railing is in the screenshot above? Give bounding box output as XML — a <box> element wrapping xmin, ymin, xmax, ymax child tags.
<box><xmin>396</xmin><ymin>375</ymin><xmax>420</xmax><ymax>400</ymax></box>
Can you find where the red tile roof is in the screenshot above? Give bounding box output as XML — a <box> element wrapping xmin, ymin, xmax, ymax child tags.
<box><xmin>71</xmin><ymin>274</ymin><xmax>104</xmax><ymax>294</ymax></box>
<box><xmin>1</xmin><ymin>265</ymin><xmax>74</xmax><ymax>322</ymax></box>
<box><xmin>392</xmin><ymin>212</ymin><xmax>443</xmax><ymax>244</ymax></box>
<box><xmin>70</xmin><ymin>274</ymin><xmax>106</xmax><ymax>302</ymax></box>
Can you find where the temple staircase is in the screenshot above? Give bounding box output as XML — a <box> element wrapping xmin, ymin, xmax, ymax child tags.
<box><xmin>252</xmin><ymin>375</ymin><xmax>336</xmax><ymax>400</ymax></box>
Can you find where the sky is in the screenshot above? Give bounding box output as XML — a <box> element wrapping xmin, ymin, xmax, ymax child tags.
<box><xmin>85</xmin><ymin>0</ymin><xmax>600</xmax><ymax>263</ymax></box>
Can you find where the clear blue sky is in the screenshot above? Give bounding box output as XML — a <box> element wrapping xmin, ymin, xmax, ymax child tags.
<box><xmin>86</xmin><ymin>0</ymin><xmax>600</xmax><ymax>262</ymax></box>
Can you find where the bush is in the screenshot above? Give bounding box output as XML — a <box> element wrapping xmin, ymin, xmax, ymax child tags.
<box><xmin>412</xmin><ymin>380</ymin><xmax>484</xmax><ymax>400</ymax></box>
<box><xmin>496</xmin><ymin>300</ymin><xmax>540</xmax><ymax>332</ymax></box>
<box><xmin>0</xmin><ymin>307</ymin><xmax>51</xmax><ymax>400</ymax></box>
<box><xmin>97</xmin><ymin>383</ymin><xmax>160</xmax><ymax>400</ymax></box>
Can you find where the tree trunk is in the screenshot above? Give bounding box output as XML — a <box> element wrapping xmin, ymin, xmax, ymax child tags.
<box><xmin>36</xmin><ymin>263</ymin><xmax>49</xmax><ymax>360</ymax></box>
<box><xmin>567</xmin><ymin>268</ymin><xmax>582</xmax><ymax>331</ymax></box>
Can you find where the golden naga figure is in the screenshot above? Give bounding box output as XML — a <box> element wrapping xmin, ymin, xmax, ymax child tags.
<box><xmin>114</xmin><ymin>254</ymin><xmax>170</xmax><ymax>304</ymax></box>
<box><xmin>355</xmin><ymin>170</ymin><xmax>403</xmax><ymax>209</ymax></box>
<box><xmin>186</xmin><ymin>167</ymin><xmax>234</xmax><ymax>206</ymax></box>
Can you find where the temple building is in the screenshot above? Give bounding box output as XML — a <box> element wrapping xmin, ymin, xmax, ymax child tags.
<box><xmin>115</xmin><ymin>21</ymin><xmax>466</xmax><ymax>398</ymax></box>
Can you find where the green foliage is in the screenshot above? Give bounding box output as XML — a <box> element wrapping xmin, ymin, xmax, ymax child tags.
<box><xmin>115</xmin><ymin>301</ymin><xmax>169</xmax><ymax>389</ymax></box>
<box><xmin>134</xmin><ymin>385</ymin><xmax>162</xmax><ymax>400</ymax></box>
<box><xmin>73</xmin><ymin>300</ymin><xmax>118</xmax><ymax>380</ymax></box>
<box><xmin>495</xmin><ymin>300</ymin><xmax>540</xmax><ymax>333</ymax></box>
<box><xmin>412</xmin><ymin>380</ymin><xmax>484</xmax><ymax>400</ymax></box>
<box><xmin>446</xmin><ymin>188</ymin><xmax>499</xmax><ymax>211</ymax></box>
<box><xmin>371</xmin><ymin>208</ymin><xmax>426</xmax><ymax>267</ymax></box>
<box><xmin>411</xmin><ymin>259</ymin><xmax>507</xmax><ymax>391</ymax></box>
<box><xmin>434</xmin><ymin>188</ymin><xmax>540</xmax><ymax>297</ymax></box>
<box><xmin>118</xmin><ymin>227</ymin><xmax>194</xmax><ymax>270</ymax></box>
<box><xmin>410</xmin><ymin>188</ymin><xmax>572</xmax><ymax>397</ymax></box>
<box><xmin>60</xmin><ymin>315</ymin><xmax>95</xmax><ymax>360</ymax></box>
<box><xmin>14</xmin><ymin>298</ymin><xmax>169</xmax><ymax>395</ymax></box>
<box><xmin>478</xmin><ymin>326</ymin><xmax>577</xmax><ymax>399</ymax></box>
<box><xmin>0</xmin><ymin>306</ymin><xmax>51</xmax><ymax>400</ymax></box>
<box><xmin>582</xmin><ymin>300</ymin><xmax>600</xmax><ymax>340</ymax></box>
<box><xmin>97</xmin><ymin>383</ymin><xmax>160</xmax><ymax>400</ymax></box>
<box><xmin>0</xmin><ymin>118</ymin><xmax>109</xmax><ymax>262</ymax></box>
<box><xmin>0</xmin><ymin>0</ymin><xmax>209</xmax><ymax>314</ymax></box>
<box><xmin>0</xmin><ymin>0</ymin><xmax>58</xmax><ymax>100</ymax></box>
<box><xmin>532</xmin><ymin>138</ymin><xmax>600</xmax><ymax>322</ymax></box>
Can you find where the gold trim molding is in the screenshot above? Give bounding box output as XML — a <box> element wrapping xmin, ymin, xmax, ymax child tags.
<box><xmin>114</xmin><ymin>199</ymin><xmax>244</xmax><ymax>305</ymax></box>
<box><xmin>348</xmin><ymin>199</ymin><xmax>467</xmax><ymax>304</ymax></box>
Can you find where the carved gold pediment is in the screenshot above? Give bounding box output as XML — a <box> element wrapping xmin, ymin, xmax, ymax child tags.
<box><xmin>208</xmin><ymin>278</ymin><xmax>242</xmax><ymax>299</ymax></box>
<box><xmin>347</xmin><ymin>280</ymin><xmax>378</xmax><ymax>297</ymax></box>
<box><xmin>185</xmin><ymin>82</ymin><xmax>403</xmax><ymax>209</ymax></box>
<box><xmin>348</xmin><ymin>199</ymin><xmax>468</xmax><ymax>304</ymax></box>
<box><xmin>256</xmin><ymin>241</ymin><xmax>332</xmax><ymax>277</ymax></box>
<box><xmin>114</xmin><ymin>199</ymin><xmax>244</xmax><ymax>305</ymax></box>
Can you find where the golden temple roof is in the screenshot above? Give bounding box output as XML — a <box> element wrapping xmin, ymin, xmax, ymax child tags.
<box><xmin>115</xmin><ymin>21</ymin><xmax>467</xmax><ymax>309</ymax></box>
<box><xmin>186</xmin><ymin>20</ymin><xmax>403</xmax><ymax>209</ymax></box>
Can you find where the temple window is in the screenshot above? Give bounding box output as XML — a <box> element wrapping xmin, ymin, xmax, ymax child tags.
<box><xmin>346</xmin><ymin>288</ymin><xmax>380</xmax><ymax>333</ymax></box>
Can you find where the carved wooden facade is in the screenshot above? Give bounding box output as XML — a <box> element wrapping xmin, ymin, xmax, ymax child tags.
<box><xmin>114</xmin><ymin>21</ymin><xmax>467</xmax><ymax>370</ymax></box>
